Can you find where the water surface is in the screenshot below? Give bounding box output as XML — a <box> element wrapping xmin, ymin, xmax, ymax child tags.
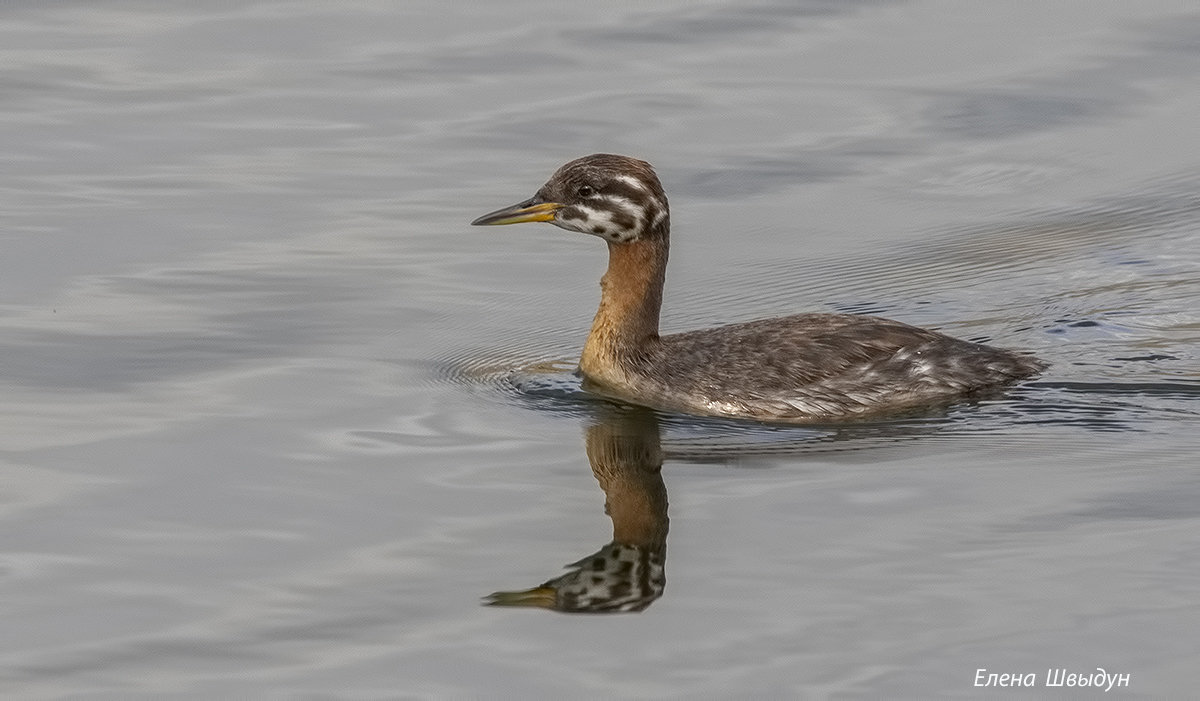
<box><xmin>2</xmin><ymin>2</ymin><xmax>1198</xmax><ymax>698</ymax></box>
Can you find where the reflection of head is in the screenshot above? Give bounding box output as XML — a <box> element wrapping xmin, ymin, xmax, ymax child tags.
<box><xmin>486</xmin><ymin>408</ymin><xmax>669</xmax><ymax>613</ymax></box>
<box><xmin>485</xmin><ymin>540</ymin><xmax>665</xmax><ymax>613</ymax></box>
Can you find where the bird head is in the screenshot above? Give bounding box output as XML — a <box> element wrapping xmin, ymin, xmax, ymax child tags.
<box><xmin>472</xmin><ymin>154</ymin><xmax>669</xmax><ymax>244</ymax></box>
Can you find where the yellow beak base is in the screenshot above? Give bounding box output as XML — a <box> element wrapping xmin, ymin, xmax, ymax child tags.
<box><xmin>471</xmin><ymin>199</ymin><xmax>562</xmax><ymax>226</ymax></box>
<box><xmin>482</xmin><ymin>586</ymin><xmax>558</xmax><ymax>609</ymax></box>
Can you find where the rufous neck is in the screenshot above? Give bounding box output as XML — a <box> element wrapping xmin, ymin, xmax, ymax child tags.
<box><xmin>581</xmin><ymin>237</ymin><xmax>669</xmax><ymax>367</ymax></box>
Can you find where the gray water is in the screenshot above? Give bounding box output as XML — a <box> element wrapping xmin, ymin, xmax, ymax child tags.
<box><xmin>2</xmin><ymin>2</ymin><xmax>1199</xmax><ymax>698</ymax></box>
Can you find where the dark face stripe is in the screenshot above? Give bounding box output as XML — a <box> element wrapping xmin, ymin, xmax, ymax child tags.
<box><xmin>603</xmin><ymin>180</ymin><xmax>650</xmax><ymax>203</ymax></box>
<box><xmin>537</xmin><ymin>154</ymin><xmax>671</xmax><ymax>242</ymax></box>
<box><xmin>609</xmin><ymin>211</ymin><xmax>636</xmax><ymax>231</ymax></box>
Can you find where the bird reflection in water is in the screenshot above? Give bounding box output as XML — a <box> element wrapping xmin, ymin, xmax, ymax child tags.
<box><xmin>481</xmin><ymin>390</ymin><xmax>993</xmax><ymax>613</ymax></box>
<box><xmin>485</xmin><ymin>407</ymin><xmax>669</xmax><ymax>613</ymax></box>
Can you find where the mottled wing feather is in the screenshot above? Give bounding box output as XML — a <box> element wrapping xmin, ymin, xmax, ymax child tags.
<box><xmin>640</xmin><ymin>313</ymin><xmax>1043</xmax><ymax>420</ymax></box>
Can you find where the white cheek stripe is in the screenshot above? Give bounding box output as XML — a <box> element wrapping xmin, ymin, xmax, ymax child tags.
<box><xmin>599</xmin><ymin>194</ymin><xmax>642</xmax><ymax>219</ymax></box>
<box><xmin>558</xmin><ymin>199</ymin><xmax>659</xmax><ymax>241</ymax></box>
<box><xmin>560</xmin><ymin>205</ymin><xmax>615</xmax><ymax>235</ymax></box>
<box><xmin>615</xmin><ymin>174</ymin><xmax>647</xmax><ymax>191</ymax></box>
<box><xmin>609</xmin><ymin>177</ymin><xmax>665</xmax><ymax>216</ymax></box>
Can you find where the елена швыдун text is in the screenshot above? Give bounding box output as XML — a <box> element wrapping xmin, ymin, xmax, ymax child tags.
<box><xmin>974</xmin><ymin>668</ymin><xmax>1129</xmax><ymax>690</ymax></box>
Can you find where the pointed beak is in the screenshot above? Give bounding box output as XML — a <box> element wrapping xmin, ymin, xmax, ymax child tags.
<box><xmin>471</xmin><ymin>197</ymin><xmax>562</xmax><ymax>226</ymax></box>
<box><xmin>482</xmin><ymin>586</ymin><xmax>559</xmax><ymax>609</ymax></box>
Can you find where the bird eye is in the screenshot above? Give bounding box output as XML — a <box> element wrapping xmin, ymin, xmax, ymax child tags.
<box><xmin>577</xmin><ymin>185</ymin><xmax>594</xmax><ymax>197</ymax></box>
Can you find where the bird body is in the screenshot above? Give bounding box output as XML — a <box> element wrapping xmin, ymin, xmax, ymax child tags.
<box><xmin>473</xmin><ymin>154</ymin><xmax>1045</xmax><ymax>423</ymax></box>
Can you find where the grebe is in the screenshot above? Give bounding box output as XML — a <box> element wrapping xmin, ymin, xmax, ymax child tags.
<box><xmin>472</xmin><ymin>154</ymin><xmax>1045</xmax><ymax>422</ymax></box>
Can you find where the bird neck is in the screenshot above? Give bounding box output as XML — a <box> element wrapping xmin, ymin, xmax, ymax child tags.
<box><xmin>580</xmin><ymin>237</ymin><xmax>668</xmax><ymax>377</ymax></box>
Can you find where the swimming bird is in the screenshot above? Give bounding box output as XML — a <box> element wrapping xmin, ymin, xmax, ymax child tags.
<box><xmin>472</xmin><ymin>154</ymin><xmax>1045</xmax><ymax>422</ymax></box>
